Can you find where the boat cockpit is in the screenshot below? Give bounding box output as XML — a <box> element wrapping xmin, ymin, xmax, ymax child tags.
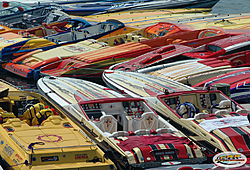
<box><xmin>159</xmin><ymin>90</ymin><xmax>250</xmax><ymax>132</ymax></box>
<box><xmin>80</xmin><ymin>98</ymin><xmax>177</xmax><ymax>137</ymax></box>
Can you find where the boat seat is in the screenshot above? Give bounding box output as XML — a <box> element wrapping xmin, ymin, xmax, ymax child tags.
<box><xmin>132</xmin><ymin>112</ymin><xmax>158</xmax><ymax>131</ymax></box>
<box><xmin>94</xmin><ymin>115</ymin><xmax>117</xmax><ymax>134</ymax></box>
<box><xmin>215</xmin><ymin>110</ymin><xmax>230</xmax><ymax>116</ymax></box>
<box><xmin>177</xmin><ymin>103</ymin><xmax>196</xmax><ymax>119</ymax></box>
<box><xmin>194</xmin><ymin>113</ymin><xmax>209</xmax><ymax>120</ymax></box>
<box><xmin>218</xmin><ymin>100</ymin><xmax>236</xmax><ymax>112</ymax></box>
<box><xmin>110</xmin><ymin>131</ymin><xmax>129</xmax><ymax>137</ymax></box>
<box><xmin>236</xmin><ymin>109</ymin><xmax>250</xmax><ymax>114</ymax></box>
<box><xmin>134</xmin><ymin>129</ymin><xmax>150</xmax><ymax>136</ymax></box>
<box><xmin>156</xmin><ymin>128</ymin><xmax>173</xmax><ymax>134</ymax></box>
<box><xmin>5</xmin><ymin>118</ymin><xmax>22</xmax><ymax>127</ymax></box>
<box><xmin>40</xmin><ymin>115</ymin><xmax>62</xmax><ymax>126</ymax></box>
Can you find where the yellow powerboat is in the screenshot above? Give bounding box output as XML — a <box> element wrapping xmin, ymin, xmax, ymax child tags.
<box><xmin>0</xmin><ymin>79</ymin><xmax>116</xmax><ymax>170</ymax></box>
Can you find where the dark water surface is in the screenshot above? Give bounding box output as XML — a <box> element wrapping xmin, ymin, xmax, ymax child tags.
<box><xmin>1</xmin><ymin>0</ymin><xmax>250</xmax><ymax>89</ymax></box>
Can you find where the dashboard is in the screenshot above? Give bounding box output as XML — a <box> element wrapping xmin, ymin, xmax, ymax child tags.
<box><xmin>162</xmin><ymin>92</ymin><xmax>219</xmax><ymax>112</ymax></box>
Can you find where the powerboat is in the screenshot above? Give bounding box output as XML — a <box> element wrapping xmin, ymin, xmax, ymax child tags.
<box><xmin>110</xmin><ymin>28</ymin><xmax>228</xmax><ymax>71</ymax></box>
<box><xmin>4</xmin><ymin>39</ymin><xmax>109</xmax><ymax>80</ymax></box>
<box><xmin>37</xmin><ymin>76</ymin><xmax>206</xmax><ymax>169</ymax></box>
<box><xmin>61</xmin><ymin>0</ymin><xmax>220</xmax><ymax>16</ymax></box>
<box><xmin>0</xmin><ymin>79</ymin><xmax>116</xmax><ymax>169</ymax></box>
<box><xmin>102</xmin><ymin>70</ymin><xmax>250</xmax><ymax>158</ymax></box>
<box><xmin>193</xmin><ymin>67</ymin><xmax>250</xmax><ymax>104</ymax></box>
<box><xmin>0</xmin><ymin>19</ymin><xmax>126</xmax><ymax>63</ymax></box>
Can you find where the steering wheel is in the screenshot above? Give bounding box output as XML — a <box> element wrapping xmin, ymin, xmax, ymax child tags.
<box><xmin>177</xmin><ymin>102</ymin><xmax>199</xmax><ymax>118</ymax></box>
<box><xmin>134</xmin><ymin>110</ymin><xmax>143</xmax><ymax>118</ymax></box>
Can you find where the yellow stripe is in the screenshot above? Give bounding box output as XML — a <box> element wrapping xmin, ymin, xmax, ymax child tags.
<box><xmin>158</xmin><ymin>144</ymin><xmax>170</xmax><ymax>160</ymax></box>
<box><xmin>184</xmin><ymin>144</ymin><xmax>194</xmax><ymax>158</ymax></box>
<box><xmin>212</xmin><ymin>129</ymin><xmax>237</xmax><ymax>151</ymax></box>
<box><xmin>133</xmin><ymin>147</ymin><xmax>144</xmax><ymax>163</ymax></box>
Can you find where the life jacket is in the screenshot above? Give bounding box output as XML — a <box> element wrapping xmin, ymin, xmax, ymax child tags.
<box><xmin>23</xmin><ymin>103</ymin><xmax>45</xmax><ymax>125</ymax></box>
<box><xmin>31</xmin><ymin>108</ymin><xmax>54</xmax><ymax>126</ymax></box>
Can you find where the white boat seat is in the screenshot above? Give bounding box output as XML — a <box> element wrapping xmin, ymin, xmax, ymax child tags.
<box><xmin>132</xmin><ymin>112</ymin><xmax>158</xmax><ymax>131</ymax></box>
<box><xmin>156</xmin><ymin>128</ymin><xmax>173</xmax><ymax>134</ymax></box>
<box><xmin>236</xmin><ymin>109</ymin><xmax>250</xmax><ymax>114</ymax></box>
<box><xmin>215</xmin><ymin>110</ymin><xmax>230</xmax><ymax>116</ymax></box>
<box><xmin>194</xmin><ymin>113</ymin><xmax>209</xmax><ymax>120</ymax></box>
<box><xmin>94</xmin><ymin>115</ymin><xmax>117</xmax><ymax>134</ymax></box>
<box><xmin>218</xmin><ymin>100</ymin><xmax>236</xmax><ymax>112</ymax></box>
<box><xmin>134</xmin><ymin>129</ymin><xmax>150</xmax><ymax>136</ymax></box>
<box><xmin>110</xmin><ymin>131</ymin><xmax>129</xmax><ymax>137</ymax></box>
<box><xmin>177</xmin><ymin>103</ymin><xmax>196</xmax><ymax>119</ymax></box>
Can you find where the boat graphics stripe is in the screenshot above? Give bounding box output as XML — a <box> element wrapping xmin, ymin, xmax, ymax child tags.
<box><xmin>158</xmin><ymin>144</ymin><xmax>170</xmax><ymax>160</ymax></box>
<box><xmin>65</xmin><ymin>78</ymin><xmax>117</xmax><ymax>99</ymax></box>
<box><xmin>140</xmin><ymin>146</ymin><xmax>155</xmax><ymax>162</ymax></box>
<box><xmin>155</xmin><ymin>144</ymin><xmax>164</xmax><ymax>160</ymax></box>
<box><xmin>133</xmin><ymin>147</ymin><xmax>145</xmax><ymax>163</ymax></box>
<box><xmin>210</xmin><ymin>131</ymin><xmax>231</xmax><ymax>151</ymax></box>
<box><xmin>184</xmin><ymin>144</ymin><xmax>194</xmax><ymax>158</ymax></box>
<box><xmin>149</xmin><ymin>145</ymin><xmax>161</xmax><ymax>161</ymax></box>
<box><xmin>166</xmin><ymin>143</ymin><xmax>178</xmax><ymax>159</ymax></box>
<box><xmin>232</xmin><ymin>127</ymin><xmax>250</xmax><ymax>150</ymax></box>
<box><xmin>213</xmin><ymin>128</ymin><xmax>240</xmax><ymax>151</ymax></box>
<box><xmin>131</xmin><ymin>148</ymin><xmax>140</xmax><ymax>163</ymax></box>
<box><xmin>176</xmin><ymin>143</ymin><xmax>189</xmax><ymax>159</ymax></box>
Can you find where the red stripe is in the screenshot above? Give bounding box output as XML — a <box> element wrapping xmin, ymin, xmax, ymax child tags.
<box><xmin>219</xmin><ymin>127</ymin><xmax>249</xmax><ymax>151</ymax></box>
<box><xmin>140</xmin><ymin>147</ymin><xmax>156</xmax><ymax>162</ymax></box>
<box><xmin>164</xmin><ymin>144</ymin><xmax>173</xmax><ymax>159</ymax></box>
<box><xmin>155</xmin><ymin>145</ymin><xmax>164</xmax><ymax>160</ymax></box>
<box><xmin>130</xmin><ymin>151</ymin><xmax>138</xmax><ymax>164</ymax></box>
<box><xmin>173</xmin><ymin>144</ymin><xmax>189</xmax><ymax>159</ymax></box>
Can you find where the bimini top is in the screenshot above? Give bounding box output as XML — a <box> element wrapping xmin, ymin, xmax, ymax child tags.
<box><xmin>102</xmin><ymin>70</ymin><xmax>194</xmax><ymax>97</ymax></box>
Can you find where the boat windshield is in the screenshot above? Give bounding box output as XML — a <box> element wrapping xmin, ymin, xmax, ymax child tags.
<box><xmin>206</xmin><ymin>45</ymin><xmax>222</xmax><ymax>52</ymax></box>
<box><xmin>0</xmin><ymin>2</ymin><xmax>32</xmax><ymax>16</ymax></box>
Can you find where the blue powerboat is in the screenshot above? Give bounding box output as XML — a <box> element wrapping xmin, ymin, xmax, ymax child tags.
<box><xmin>61</xmin><ymin>0</ymin><xmax>220</xmax><ymax>16</ymax></box>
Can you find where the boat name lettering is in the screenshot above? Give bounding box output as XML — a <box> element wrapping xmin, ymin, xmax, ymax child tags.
<box><xmin>75</xmin><ymin>153</ymin><xmax>88</xmax><ymax>159</ymax></box>
<box><xmin>3</xmin><ymin>144</ymin><xmax>14</xmax><ymax>157</ymax></box>
<box><xmin>154</xmin><ymin>151</ymin><xmax>175</xmax><ymax>156</ymax></box>
<box><xmin>41</xmin><ymin>156</ymin><xmax>59</xmax><ymax>162</ymax></box>
<box><xmin>15</xmin><ymin>154</ymin><xmax>23</xmax><ymax>161</ymax></box>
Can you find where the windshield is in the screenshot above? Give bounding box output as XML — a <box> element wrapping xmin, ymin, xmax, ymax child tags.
<box><xmin>207</xmin><ymin>45</ymin><xmax>222</xmax><ymax>52</ymax></box>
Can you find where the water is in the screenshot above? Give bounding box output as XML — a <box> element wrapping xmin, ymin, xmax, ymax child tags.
<box><xmin>211</xmin><ymin>0</ymin><xmax>250</xmax><ymax>14</ymax></box>
<box><xmin>1</xmin><ymin>0</ymin><xmax>250</xmax><ymax>89</ymax></box>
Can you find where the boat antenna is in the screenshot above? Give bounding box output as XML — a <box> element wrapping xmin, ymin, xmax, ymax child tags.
<box><xmin>163</xmin><ymin>89</ymin><xmax>169</xmax><ymax>95</ymax></box>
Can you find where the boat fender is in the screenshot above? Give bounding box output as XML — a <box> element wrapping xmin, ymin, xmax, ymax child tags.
<box><xmin>31</xmin><ymin>108</ymin><xmax>55</xmax><ymax>126</ymax></box>
<box><xmin>23</xmin><ymin>103</ymin><xmax>45</xmax><ymax>125</ymax></box>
